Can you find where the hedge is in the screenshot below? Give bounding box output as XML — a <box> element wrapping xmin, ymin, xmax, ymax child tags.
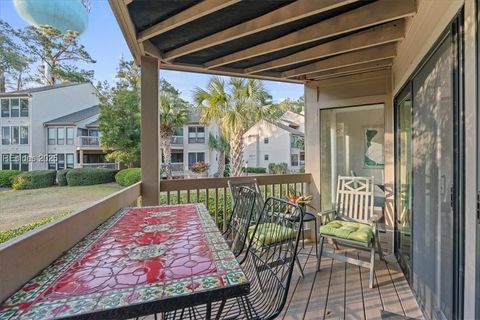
<box><xmin>115</xmin><ymin>168</ymin><xmax>141</xmax><ymax>186</ymax></box>
<box><xmin>57</xmin><ymin>169</ymin><xmax>73</xmax><ymax>186</ymax></box>
<box><xmin>0</xmin><ymin>170</ymin><xmax>20</xmax><ymax>187</ymax></box>
<box><xmin>12</xmin><ymin>170</ymin><xmax>56</xmax><ymax>190</ymax></box>
<box><xmin>66</xmin><ymin>168</ymin><xmax>118</xmax><ymax>186</ymax></box>
<box><xmin>268</xmin><ymin>162</ymin><xmax>289</xmax><ymax>174</ymax></box>
<box><xmin>243</xmin><ymin>167</ymin><xmax>266</xmax><ymax>174</ymax></box>
<box><xmin>0</xmin><ymin>213</ymin><xmax>67</xmax><ymax>244</ymax></box>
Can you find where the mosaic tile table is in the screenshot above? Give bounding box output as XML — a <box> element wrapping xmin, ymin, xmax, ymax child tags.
<box><xmin>0</xmin><ymin>204</ymin><xmax>250</xmax><ymax>320</ymax></box>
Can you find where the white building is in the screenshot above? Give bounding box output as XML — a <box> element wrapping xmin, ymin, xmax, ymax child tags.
<box><xmin>0</xmin><ymin>83</ymin><xmax>112</xmax><ymax>171</ymax></box>
<box><xmin>243</xmin><ymin>111</ymin><xmax>305</xmax><ymax>172</ymax></box>
<box><xmin>164</xmin><ymin>111</ymin><xmax>220</xmax><ymax>177</ymax></box>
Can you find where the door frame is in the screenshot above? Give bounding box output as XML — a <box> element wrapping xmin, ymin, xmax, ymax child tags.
<box><xmin>393</xmin><ymin>10</ymin><xmax>465</xmax><ymax>320</ymax></box>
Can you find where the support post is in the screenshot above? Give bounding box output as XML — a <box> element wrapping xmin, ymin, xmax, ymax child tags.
<box><xmin>141</xmin><ymin>56</ymin><xmax>160</xmax><ymax>205</ymax></box>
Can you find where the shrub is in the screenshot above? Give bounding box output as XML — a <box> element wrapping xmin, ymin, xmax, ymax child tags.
<box><xmin>57</xmin><ymin>169</ymin><xmax>73</xmax><ymax>186</ymax></box>
<box><xmin>0</xmin><ymin>170</ymin><xmax>20</xmax><ymax>187</ymax></box>
<box><xmin>191</xmin><ymin>161</ymin><xmax>209</xmax><ymax>173</ymax></box>
<box><xmin>243</xmin><ymin>167</ymin><xmax>267</xmax><ymax>174</ymax></box>
<box><xmin>66</xmin><ymin>168</ymin><xmax>117</xmax><ymax>186</ymax></box>
<box><xmin>115</xmin><ymin>168</ymin><xmax>141</xmax><ymax>186</ymax></box>
<box><xmin>299</xmin><ymin>165</ymin><xmax>305</xmax><ymax>173</ymax></box>
<box><xmin>0</xmin><ymin>213</ymin><xmax>67</xmax><ymax>244</ymax></box>
<box><xmin>268</xmin><ymin>162</ymin><xmax>289</xmax><ymax>174</ymax></box>
<box><xmin>12</xmin><ymin>170</ymin><xmax>56</xmax><ymax>190</ymax></box>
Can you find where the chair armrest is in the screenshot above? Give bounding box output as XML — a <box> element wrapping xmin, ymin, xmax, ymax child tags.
<box><xmin>368</xmin><ymin>214</ymin><xmax>381</xmax><ymax>224</ymax></box>
<box><xmin>317</xmin><ymin>209</ymin><xmax>336</xmax><ymax>224</ymax></box>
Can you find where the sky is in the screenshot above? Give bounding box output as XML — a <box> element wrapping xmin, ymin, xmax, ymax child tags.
<box><xmin>0</xmin><ymin>0</ymin><xmax>304</xmax><ymax>103</ymax></box>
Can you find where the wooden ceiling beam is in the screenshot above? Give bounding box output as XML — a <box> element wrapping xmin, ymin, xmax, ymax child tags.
<box><xmin>281</xmin><ymin>43</ymin><xmax>397</xmax><ymax>78</ymax></box>
<box><xmin>205</xmin><ymin>0</ymin><xmax>416</xmax><ymax>69</ymax></box>
<box><xmin>137</xmin><ymin>0</ymin><xmax>241</xmax><ymax>42</ymax></box>
<box><xmin>246</xmin><ymin>19</ymin><xmax>404</xmax><ymax>74</ymax></box>
<box><xmin>307</xmin><ymin>58</ymin><xmax>393</xmax><ymax>80</ymax></box>
<box><xmin>163</xmin><ymin>0</ymin><xmax>357</xmax><ymax>61</ymax></box>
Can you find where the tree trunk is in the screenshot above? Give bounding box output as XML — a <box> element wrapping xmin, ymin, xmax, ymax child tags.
<box><xmin>0</xmin><ymin>71</ymin><xmax>5</xmax><ymax>93</ymax></box>
<box><xmin>229</xmin><ymin>130</ymin><xmax>244</xmax><ymax>177</ymax></box>
<box><xmin>161</xmin><ymin>133</ymin><xmax>173</xmax><ymax>179</ymax></box>
<box><xmin>217</xmin><ymin>151</ymin><xmax>225</xmax><ymax>177</ymax></box>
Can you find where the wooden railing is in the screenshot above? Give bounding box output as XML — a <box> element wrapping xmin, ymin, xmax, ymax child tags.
<box><xmin>160</xmin><ymin>173</ymin><xmax>312</xmax><ymax>231</ymax></box>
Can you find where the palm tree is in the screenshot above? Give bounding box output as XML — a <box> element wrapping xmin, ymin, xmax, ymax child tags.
<box><xmin>208</xmin><ymin>133</ymin><xmax>229</xmax><ymax>177</ymax></box>
<box><xmin>160</xmin><ymin>93</ymin><xmax>189</xmax><ymax>179</ymax></box>
<box><xmin>193</xmin><ymin>76</ymin><xmax>275</xmax><ymax>176</ymax></box>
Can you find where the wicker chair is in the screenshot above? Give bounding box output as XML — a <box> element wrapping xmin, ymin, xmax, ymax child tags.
<box><xmin>165</xmin><ymin>197</ymin><xmax>304</xmax><ymax>320</ymax></box>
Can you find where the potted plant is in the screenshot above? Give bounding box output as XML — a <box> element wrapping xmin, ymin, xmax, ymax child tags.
<box><xmin>191</xmin><ymin>161</ymin><xmax>209</xmax><ymax>177</ymax></box>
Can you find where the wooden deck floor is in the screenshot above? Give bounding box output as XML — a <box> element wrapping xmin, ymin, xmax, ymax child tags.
<box><xmin>136</xmin><ymin>243</ymin><xmax>423</xmax><ymax>320</ymax></box>
<box><xmin>281</xmin><ymin>244</ymin><xmax>423</xmax><ymax>320</ymax></box>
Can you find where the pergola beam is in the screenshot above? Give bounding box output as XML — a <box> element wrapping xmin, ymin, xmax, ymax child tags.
<box><xmin>205</xmin><ymin>0</ymin><xmax>416</xmax><ymax>69</ymax></box>
<box><xmin>109</xmin><ymin>0</ymin><xmax>142</xmax><ymax>64</ymax></box>
<box><xmin>137</xmin><ymin>0</ymin><xmax>241</xmax><ymax>42</ymax></box>
<box><xmin>307</xmin><ymin>58</ymin><xmax>393</xmax><ymax>80</ymax></box>
<box><xmin>246</xmin><ymin>20</ymin><xmax>405</xmax><ymax>74</ymax></box>
<box><xmin>282</xmin><ymin>44</ymin><xmax>397</xmax><ymax>78</ymax></box>
<box><xmin>163</xmin><ymin>0</ymin><xmax>357</xmax><ymax>61</ymax></box>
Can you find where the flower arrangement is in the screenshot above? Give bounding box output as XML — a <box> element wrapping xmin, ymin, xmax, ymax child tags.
<box><xmin>191</xmin><ymin>161</ymin><xmax>209</xmax><ymax>173</ymax></box>
<box><xmin>286</xmin><ymin>187</ymin><xmax>316</xmax><ymax>210</ymax></box>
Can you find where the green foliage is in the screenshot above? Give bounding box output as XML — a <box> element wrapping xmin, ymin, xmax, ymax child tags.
<box><xmin>299</xmin><ymin>165</ymin><xmax>305</xmax><ymax>173</ymax></box>
<box><xmin>0</xmin><ymin>213</ymin><xmax>67</xmax><ymax>244</ymax></box>
<box><xmin>243</xmin><ymin>167</ymin><xmax>267</xmax><ymax>174</ymax></box>
<box><xmin>115</xmin><ymin>168</ymin><xmax>141</xmax><ymax>186</ymax></box>
<box><xmin>56</xmin><ymin>169</ymin><xmax>73</xmax><ymax>186</ymax></box>
<box><xmin>66</xmin><ymin>168</ymin><xmax>117</xmax><ymax>186</ymax></box>
<box><xmin>268</xmin><ymin>163</ymin><xmax>289</xmax><ymax>174</ymax></box>
<box><xmin>0</xmin><ymin>170</ymin><xmax>20</xmax><ymax>187</ymax></box>
<box><xmin>223</xmin><ymin>165</ymin><xmax>230</xmax><ymax>177</ymax></box>
<box><xmin>99</xmin><ymin>60</ymin><xmax>141</xmax><ymax>166</ymax></box>
<box><xmin>12</xmin><ymin>170</ymin><xmax>56</xmax><ymax>190</ymax></box>
<box><xmin>16</xmin><ymin>25</ymin><xmax>95</xmax><ymax>85</ymax></box>
<box><xmin>271</xmin><ymin>96</ymin><xmax>304</xmax><ymax>118</ymax></box>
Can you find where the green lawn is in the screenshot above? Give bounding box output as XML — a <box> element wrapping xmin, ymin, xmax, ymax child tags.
<box><xmin>0</xmin><ymin>183</ymin><xmax>123</xmax><ymax>233</ymax></box>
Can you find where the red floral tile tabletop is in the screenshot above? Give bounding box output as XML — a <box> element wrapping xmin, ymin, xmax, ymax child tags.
<box><xmin>0</xmin><ymin>204</ymin><xmax>249</xmax><ymax>320</ymax></box>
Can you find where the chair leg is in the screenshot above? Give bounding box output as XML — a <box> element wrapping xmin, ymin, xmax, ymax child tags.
<box><xmin>302</xmin><ymin>223</ymin><xmax>305</xmax><ymax>249</ymax></box>
<box><xmin>369</xmin><ymin>247</ymin><xmax>375</xmax><ymax>289</ymax></box>
<box><xmin>375</xmin><ymin>230</ymin><xmax>384</xmax><ymax>261</ymax></box>
<box><xmin>314</xmin><ymin>218</ymin><xmax>318</xmax><ymax>257</ymax></box>
<box><xmin>317</xmin><ymin>236</ymin><xmax>324</xmax><ymax>271</ymax></box>
<box><xmin>295</xmin><ymin>256</ymin><xmax>304</xmax><ymax>278</ymax></box>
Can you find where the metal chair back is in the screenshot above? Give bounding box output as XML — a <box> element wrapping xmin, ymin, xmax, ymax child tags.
<box><xmin>228</xmin><ymin>178</ymin><xmax>264</xmax><ymax>223</ymax></box>
<box><xmin>335</xmin><ymin>175</ymin><xmax>375</xmax><ymax>224</ymax></box>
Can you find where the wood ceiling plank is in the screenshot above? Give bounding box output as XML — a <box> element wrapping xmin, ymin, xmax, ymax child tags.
<box><xmin>245</xmin><ymin>19</ymin><xmax>405</xmax><ymax>74</ymax></box>
<box><xmin>137</xmin><ymin>0</ymin><xmax>241</xmax><ymax>42</ymax></box>
<box><xmin>307</xmin><ymin>58</ymin><xmax>393</xmax><ymax>80</ymax></box>
<box><xmin>163</xmin><ymin>0</ymin><xmax>357</xmax><ymax>61</ymax></box>
<box><xmin>281</xmin><ymin>43</ymin><xmax>397</xmax><ymax>78</ymax></box>
<box><xmin>205</xmin><ymin>0</ymin><xmax>416</xmax><ymax>69</ymax></box>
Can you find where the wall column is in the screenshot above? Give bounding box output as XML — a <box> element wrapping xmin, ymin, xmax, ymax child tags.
<box><xmin>140</xmin><ymin>56</ymin><xmax>160</xmax><ymax>205</ymax></box>
<box><xmin>79</xmin><ymin>150</ymin><xmax>83</xmax><ymax>168</ymax></box>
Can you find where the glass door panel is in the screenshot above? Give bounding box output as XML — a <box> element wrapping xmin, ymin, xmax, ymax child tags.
<box><xmin>412</xmin><ymin>34</ymin><xmax>454</xmax><ymax>320</ymax></box>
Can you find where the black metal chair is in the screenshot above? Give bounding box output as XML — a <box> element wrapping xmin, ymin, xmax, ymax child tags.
<box><xmin>164</xmin><ymin>197</ymin><xmax>304</xmax><ymax>320</ymax></box>
<box><xmin>227</xmin><ymin>178</ymin><xmax>264</xmax><ymax>224</ymax></box>
<box><xmin>222</xmin><ymin>186</ymin><xmax>257</xmax><ymax>258</ymax></box>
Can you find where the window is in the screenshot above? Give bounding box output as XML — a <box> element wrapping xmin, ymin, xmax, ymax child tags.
<box><xmin>21</xmin><ymin>154</ymin><xmax>29</xmax><ymax>171</ymax></box>
<box><xmin>291</xmin><ymin>154</ymin><xmax>299</xmax><ymax>167</ymax></box>
<box><xmin>20</xmin><ymin>127</ymin><xmax>28</xmax><ymax>144</ymax></box>
<box><xmin>66</xmin><ymin>127</ymin><xmax>74</xmax><ymax>145</ymax></box>
<box><xmin>10</xmin><ymin>99</ymin><xmax>19</xmax><ymax>117</ymax></box>
<box><xmin>11</xmin><ymin>126</ymin><xmax>19</xmax><ymax>144</ymax></box>
<box><xmin>78</xmin><ymin>128</ymin><xmax>88</xmax><ymax>136</ymax></box>
<box><xmin>264</xmin><ymin>154</ymin><xmax>269</xmax><ymax>161</ymax></box>
<box><xmin>89</xmin><ymin>129</ymin><xmax>98</xmax><ymax>137</ymax></box>
<box><xmin>48</xmin><ymin>153</ymin><xmax>56</xmax><ymax>170</ymax></box>
<box><xmin>66</xmin><ymin>153</ymin><xmax>74</xmax><ymax>169</ymax></box>
<box><xmin>57</xmin><ymin>154</ymin><xmax>65</xmax><ymax>170</ymax></box>
<box><xmin>171</xmin><ymin>152</ymin><xmax>183</xmax><ymax>163</ymax></box>
<box><xmin>20</xmin><ymin>99</ymin><xmax>28</xmax><ymax>117</ymax></box>
<box><xmin>48</xmin><ymin>128</ymin><xmax>56</xmax><ymax>145</ymax></box>
<box><xmin>10</xmin><ymin>154</ymin><xmax>20</xmax><ymax>170</ymax></box>
<box><xmin>57</xmin><ymin>127</ymin><xmax>65</xmax><ymax>145</ymax></box>
<box><xmin>188</xmin><ymin>152</ymin><xmax>205</xmax><ymax>166</ymax></box>
<box><xmin>188</xmin><ymin>126</ymin><xmax>205</xmax><ymax>143</ymax></box>
<box><xmin>264</xmin><ymin>138</ymin><xmax>269</xmax><ymax>144</ymax></box>
<box><xmin>1</xmin><ymin>99</ymin><xmax>9</xmax><ymax>117</ymax></box>
<box><xmin>2</xmin><ymin>154</ymin><xmax>10</xmax><ymax>170</ymax></box>
<box><xmin>174</xmin><ymin>128</ymin><xmax>183</xmax><ymax>136</ymax></box>
<box><xmin>2</xmin><ymin>127</ymin><xmax>10</xmax><ymax>145</ymax></box>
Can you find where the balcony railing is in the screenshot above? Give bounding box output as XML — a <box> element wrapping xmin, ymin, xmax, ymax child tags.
<box><xmin>77</xmin><ymin>136</ymin><xmax>101</xmax><ymax>147</ymax></box>
<box><xmin>160</xmin><ymin>173</ymin><xmax>312</xmax><ymax>231</ymax></box>
<box><xmin>171</xmin><ymin>136</ymin><xmax>184</xmax><ymax>145</ymax></box>
<box><xmin>81</xmin><ymin>163</ymin><xmax>119</xmax><ymax>169</ymax></box>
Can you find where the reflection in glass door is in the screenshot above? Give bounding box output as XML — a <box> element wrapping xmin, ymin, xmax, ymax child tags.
<box><xmin>395</xmin><ymin>91</ymin><xmax>412</xmax><ymax>279</ymax></box>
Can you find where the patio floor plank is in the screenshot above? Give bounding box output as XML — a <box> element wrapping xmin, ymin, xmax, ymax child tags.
<box><xmin>344</xmin><ymin>251</ymin><xmax>366</xmax><ymax>320</ymax></box>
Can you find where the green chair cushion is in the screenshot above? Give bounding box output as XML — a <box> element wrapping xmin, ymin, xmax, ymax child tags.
<box><xmin>320</xmin><ymin>220</ymin><xmax>373</xmax><ymax>243</ymax></box>
<box><xmin>248</xmin><ymin>223</ymin><xmax>296</xmax><ymax>245</ymax></box>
